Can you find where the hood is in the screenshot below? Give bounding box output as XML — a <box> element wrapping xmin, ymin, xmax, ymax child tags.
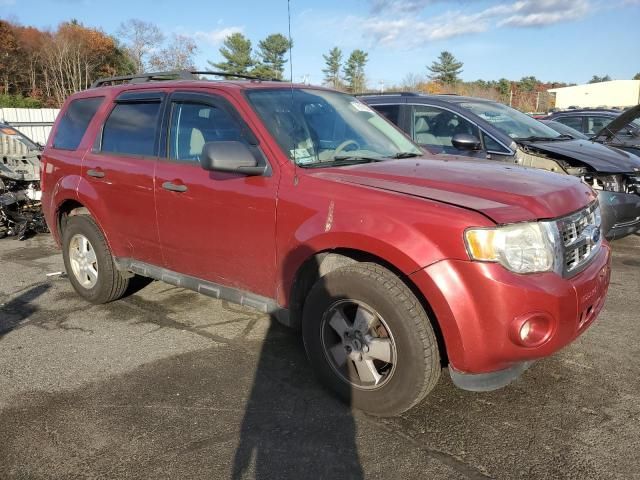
<box><xmin>309</xmin><ymin>157</ymin><xmax>595</xmax><ymax>225</ymax></box>
<box><xmin>592</xmin><ymin>104</ymin><xmax>640</xmax><ymax>142</ymax></box>
<box><xmin>525</xmin><ymin>138</ymin><xmax>640</xmax><ymax>173</ymax></box>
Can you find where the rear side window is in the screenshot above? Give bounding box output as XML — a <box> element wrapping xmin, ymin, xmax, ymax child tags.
<box><xmin>52</xmin><ymin>97</ymin><xmax>104</xmax><ymax>150</ymax></box>
<box><xmin>101</xmin><ymin>102</ymin><xmax>161</xmax><ymax>156</ymax></box>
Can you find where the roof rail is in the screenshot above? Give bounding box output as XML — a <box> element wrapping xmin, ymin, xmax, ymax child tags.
<box><xmin>355</xmin><ymin>91</ymin><xmax>421</xmax><ymax>97</ymax></box>
<box><xmin>90</xmin><ymin>70</ymin><xmax>282</xmax><ymax>88</ymax></box>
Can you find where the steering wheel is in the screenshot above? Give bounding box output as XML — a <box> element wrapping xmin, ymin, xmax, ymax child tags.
<box><xmin>334</xmin><ymin>139</ymin><xmax>360</xmax><ymax>157</ymax></box>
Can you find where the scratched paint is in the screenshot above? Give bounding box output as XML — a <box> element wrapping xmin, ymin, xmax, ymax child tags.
<box><xmin>325</xmin><ymin>200</ymin><xmax>335</xmax><ymax>232</ymax></box>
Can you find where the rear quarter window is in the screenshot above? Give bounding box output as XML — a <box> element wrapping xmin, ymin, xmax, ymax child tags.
<box><xmin>52</xmin><ymin>97</ymin><xmax>104</xmax><ymax>150</ymax></box>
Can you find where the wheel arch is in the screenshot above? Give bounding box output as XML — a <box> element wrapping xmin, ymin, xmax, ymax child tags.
<box><xmin>287</xmin><ymin>247</ymin><xmax>448</xmax><ymax>366</ymax></box>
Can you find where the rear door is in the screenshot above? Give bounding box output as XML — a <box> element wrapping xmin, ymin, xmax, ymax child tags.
<box><xmin>81</xmin><ymin>91</ymin><xmax>165</xmax><ymax>264</ymax></box>
<box><xmin>154</xmin><ymin>90</ymin><xmax>278</xmax><ymax>298</ymax></box>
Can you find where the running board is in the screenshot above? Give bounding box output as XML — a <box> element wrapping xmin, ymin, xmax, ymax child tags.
<box><xmin>113</xmin><ymin>258</ymin><xmax>292</xmax><ymax>327</ymax></box>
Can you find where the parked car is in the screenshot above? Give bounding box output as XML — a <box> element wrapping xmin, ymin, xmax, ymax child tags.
<box><xmin>362</xmin><ymin>93</ymin><xmax>640</xmax><ymax>239</ymax></box>
<box><xmin>539</xmin><ymin>119</ymin><xmax>589</xmax><ymax>140</ymax></box>
<box><xmin>546</xmin><ymin>106</ymin><xmax>640</xmax><ymax>157</ymax></box>
<box><xmin>0</xmin><ymin>122</ymin><xmax>48</xmax><ymax>239</ymax></box>
<box><xmin>41</xmin><ymin>72</ymin><xmax>611</xmax><ymax>416</ymax></box>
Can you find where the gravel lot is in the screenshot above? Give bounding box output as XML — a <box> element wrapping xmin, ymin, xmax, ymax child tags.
<box><xmin>0</xmin><ymin>233</ymin><xmax>638</xmax><ymax>479</ymax></box>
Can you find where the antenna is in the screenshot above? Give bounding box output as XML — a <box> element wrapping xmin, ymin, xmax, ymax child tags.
<box><xmin>287</xmin><ymin>0</ymin><xmax>298</xmax><ymax>184</ymax></box>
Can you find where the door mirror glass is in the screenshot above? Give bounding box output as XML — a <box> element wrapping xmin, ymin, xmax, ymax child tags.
<box><xmin>452</xmin><ymin>133</ymin><xmax>482</xmax><ymax>151</ymax></box>
<box><xmin>200</xmin><ymin>141</ymin><xmax>265</xmax><ymax>176</ymax></box>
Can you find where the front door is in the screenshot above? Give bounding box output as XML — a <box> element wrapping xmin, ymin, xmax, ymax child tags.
<box><xmin>154</xmin><ymin>91</ymin><xmax>278</xmax><ymax>298</ymax></box>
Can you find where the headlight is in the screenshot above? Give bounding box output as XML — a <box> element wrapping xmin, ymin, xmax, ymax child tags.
<box><xmin>464</xmin><ymin>222</ymin><xmax>560</xmax><ymax>274</ymax></box>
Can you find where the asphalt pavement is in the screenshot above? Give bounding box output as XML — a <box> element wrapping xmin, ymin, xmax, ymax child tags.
<box><xmin>0</xmin><ymin>233</ymin><xmax>639</xmax><ymax>479</ymax></box>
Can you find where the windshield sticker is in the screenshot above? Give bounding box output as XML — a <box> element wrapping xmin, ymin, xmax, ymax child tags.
<box><xmin>350</xmin><ymin>101</ymin><xmax>374</xmax><ymax>113</ymax></box>
<box><xmin>290</xmin><ymin>148</ymin><xmax>315</xmax><ymax>164</ymax></box>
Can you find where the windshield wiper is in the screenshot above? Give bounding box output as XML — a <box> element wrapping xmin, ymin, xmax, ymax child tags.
<box><xmin>300</xmin><ymin>155</ymin><xmax>385</xmax><ymax>168</ymax></box>
<box><xmin>516</xmin><ymin>135</ymin><xmax>572</xmax><ymax>142</ymax></box>
<box><xmin>388</xmin><ymin>152</ymin><xmax>422</xmax><ymax>159</ymax></box>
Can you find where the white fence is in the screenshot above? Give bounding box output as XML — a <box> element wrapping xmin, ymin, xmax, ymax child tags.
<box><xmin>0</xmin><ymin>108</ymin><xmax>60</xmax><ymax>145</ymax></box>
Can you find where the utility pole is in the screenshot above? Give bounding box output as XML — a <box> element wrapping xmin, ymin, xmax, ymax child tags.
<box><xmin>378</xmin><ymin>80</ymin><xmax>385</xmax><ymax>94</ymax></box>
<box><xmin>536</xmin><ymin>91</ymin><xmax>540</xmax><ymax>112</ymax></box>
<box><xmin>509</xmin><ymin>90</ymin><xmax>513</xmax><ymax>107</ymax></box>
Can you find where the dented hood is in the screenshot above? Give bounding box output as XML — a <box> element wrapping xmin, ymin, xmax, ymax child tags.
<box><xmin>526</xmin><ymin>138</ymin><xmax>640</xmax><ymax>173</ymax></box>
<box><xmin>310</xmin><ymin>157</ymin><xmax>595</xmax><ymax>224</ymax></box>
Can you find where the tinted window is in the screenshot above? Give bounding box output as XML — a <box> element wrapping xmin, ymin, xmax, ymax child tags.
<box><xmin>586</xmin><ymin>116</ymin><xmax>613</xmax><ymax>135</ymax></box>
<box><xmin>169</xmin><ymin>102</ymin><xmax>243</xmax><ymax>162</ymax></box>
<box><xmin>53</xmin><ymin>97</ymin><xmax>103</xmax><ymax>150</ymax></box>
<box><xmin>373</xmin><ymin>105</ymin><xmax>401</xmax><ymax>125</ymax></box>
<box><xmin>482</xmin><ymin>132</ymin><xmax>510</xmax><ymax>154</ymax></box>
<box><xmin>101</xmin><ymin>102</ymin><xmax>161</xmax><ymax>156</ymax></box>
<box><xmin>412</xmin><ymin>105</ymin><xmax>478</xmax><ymax>154</ymax></box>
<box><xmin>555</xmin><ymin>116</ymin><xmax>584</xmax><ymax>132</ymax></box>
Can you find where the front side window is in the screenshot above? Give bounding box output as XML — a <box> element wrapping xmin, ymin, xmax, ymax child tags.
<box><xmin>169</xmin><ymin>102</ymin><xmax>243</xmax><ymax>162</ymax></box>
<box><xmin>101</xmin><ymin>101</ymin><xmax>161</xmax><ymax>156</ymax></box>
<box><xmin>373</xmin><ymin>104</ymin><xmax>401</xmax><ymax>125</ymax></box>
<box><xmin>554</xmin><ymin>116</ymin><xmax>584</xmax><ymax>133</ymax></box>
<box><xmin>460</xmin><ymin>101</ymin><xmax>562</xmax><ymax>141</ymax></box>
<box><xmin>246</xmin><ymin>89</ymin><xmax>421</xmax><ymax>166</ymax></box>
<box><xmin>412</xmin><ymin>105</ymin><xmax>478</xmax><ymax>154</ymax></box>
<box><xmin>53</xmin><ymin>97</ymin><xmax>104</xmax><ymax>150</ymax></box>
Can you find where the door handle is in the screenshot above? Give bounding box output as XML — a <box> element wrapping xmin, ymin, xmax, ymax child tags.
<box><xmin>87</xmin><ymin>168</ymin><xmax>105</xmax><ymax>178</ymax></box>
<box><xmin>162</xmin><ymin>181</ymin><xmax>188</xmax><ymax>193</ymax></box>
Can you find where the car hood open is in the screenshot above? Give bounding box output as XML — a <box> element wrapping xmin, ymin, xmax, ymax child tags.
<box><xmin>309</xmin><ymin>157</ymin><xmax>596</xmax><ymax>225</ymax></box>
<box><xmin>525</xmin><ymin>138</ymin><xmax>640</xmax><ymax>173</ymax></box>
<box><xmin>592</xmin><ymin>104</ymin><xmax>640</xmax><ymax>143</ymax></box>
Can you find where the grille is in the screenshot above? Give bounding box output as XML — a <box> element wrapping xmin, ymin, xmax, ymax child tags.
<box><xmin>557</xmin><ymin>202</ymin><xmax>601</xmax><ymax>277</ymax></box>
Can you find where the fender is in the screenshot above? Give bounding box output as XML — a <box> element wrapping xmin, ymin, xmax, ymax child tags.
<box><xmin>47</xmin><ymin>174</ymin><xmax>82</xmax><ymax>244</ymax></box>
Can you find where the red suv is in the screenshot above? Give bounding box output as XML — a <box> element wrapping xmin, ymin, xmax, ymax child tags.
<box><xmin>41</xmin><ymin>71</ymin><xmax>611</xmax><ymax>416</ymax></box>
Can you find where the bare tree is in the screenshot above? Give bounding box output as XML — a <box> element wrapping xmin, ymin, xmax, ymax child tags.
<box><xmin>117</xmin><ymin>19</ymin><xmax>164</xmax><ymax>73</ymax></box>
<box><xmin>149</xmin><ymin>34</ymin><xmax>198</xmax><ymax>71</ymax></box>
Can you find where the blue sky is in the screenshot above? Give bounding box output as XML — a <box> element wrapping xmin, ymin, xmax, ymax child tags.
<box><xmin>2</xmin><ymin>0</ymin><xmax>639</xmax><ymax>87</ymax></box>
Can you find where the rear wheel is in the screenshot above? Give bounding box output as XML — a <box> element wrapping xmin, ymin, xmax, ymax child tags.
<box><xmin>62</xmin><ymin>215</ymin><xmax>129</xmax><ymax>304</ymax></box>
<box><xmin>302</xmin><ymin>262</ymin><xmax>441</xmax><ymax>416</ymax></box>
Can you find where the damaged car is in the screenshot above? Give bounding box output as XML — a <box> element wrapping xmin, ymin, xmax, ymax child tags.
<box><xmin>362</xmin><ymin>94</ymin><xmax>640</xmax><ymax>239</ymax></box>
<box><xmin>546</xmin><ymin>105</ymin><xmax>640</xmax><ymax>157</ymax></box>
<box><xmin>0</xmin><ymin>122</ymin><xmax>48</xmax><ymax>239</ymax></box>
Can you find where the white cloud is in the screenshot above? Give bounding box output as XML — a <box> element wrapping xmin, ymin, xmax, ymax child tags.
<box><xmin>360</xmin><ymin>0</ymin><xmax>594</xmax><ymax>47</ymax></box>
<box><xmin>191</xmin><ymin>26</ymin><xmax>244</xmax><ymax>46</ymax></box>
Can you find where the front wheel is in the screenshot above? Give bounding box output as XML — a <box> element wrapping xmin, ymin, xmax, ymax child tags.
<box><xmin>302</xmin><ymin>263</ymin><xmax>441</xmax><ymax>416</ymax></box>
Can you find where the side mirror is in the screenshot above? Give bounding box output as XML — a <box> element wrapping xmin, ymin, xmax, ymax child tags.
<box><xmin>451</xmin><ymin>133</ymin><xmax>482</xmax><ymax>151</ymax></box>
<box><xmin>200</xmin><ymin>141</ymin><xmax>266</xmax><ymax>176</ymax></box>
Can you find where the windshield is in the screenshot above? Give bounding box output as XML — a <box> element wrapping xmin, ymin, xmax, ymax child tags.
<box><xmin>246</xmin><ymin>89</ymin><xmax>421</xmax><ymax>166</ymax></box>
<box><xmin>460</xmin><ymin>101</ymin><xmax>562</xmax><ymax>141</ymax></box>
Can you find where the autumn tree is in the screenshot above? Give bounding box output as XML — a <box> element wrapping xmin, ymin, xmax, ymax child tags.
<box><xmin>427</xmin><ymin>51</ymin><xmax>463</xmax><ymax>84</ymax></box>
<box><xmin>343</xmin><ymin>49</ymin><xmax>368</xmax><ymax>94</ymax></box>
<box><xmin>209</xmin><ymin>33</ymin><xmax>255</xmax><ymax>77</ymax></box>
<box><xmin>322</xmin><ymin>47</ymin><xmax>343</xmax><ymax>89</ymax></box>
<box><xmin>252</xmin><ymin>33</ymin><xmax>291</xmax><ymax>80</ymax></box>
<box><xmin>149</xmin><ymin>34</ymin><xmax>198</xmax><ymax>71</ymax></box>
<box><xmin>117</xmin><ymin>19</ymin><xmax>164</xmax><ymax>73</ymax></box>
<box><xmin>0</xmin><ymin>21</ymin><xmax>21</xmax><ymax>95</ymax></box>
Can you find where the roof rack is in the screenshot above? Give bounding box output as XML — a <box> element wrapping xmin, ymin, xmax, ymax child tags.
<box><xmin>355</xmin><ymin>91</ymin><xmax>421</xmax><ymax>97</ymax></box>
<box><xmin>90</xmin><ymin>70</ymin><xmax>282</xmax><ymax>88</ymax></box>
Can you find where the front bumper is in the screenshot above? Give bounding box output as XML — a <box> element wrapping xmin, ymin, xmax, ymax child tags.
<box><xmin>598</xmin><ymin>191</ymin><xmax>640</xmax><ymax>240</ymax></box>
<box><xmin>410</xmin><ymin>244</ymin><xmax>611</xmax><ymax>381</ymax></box>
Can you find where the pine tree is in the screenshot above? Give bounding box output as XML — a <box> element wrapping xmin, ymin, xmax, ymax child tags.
<box><xmin>322</xmin><ymin>47</ymin><xmax>342</xmax><ymax>89</ymax></box>
<box><xmin>208</xmin><ymin>33</ymin><xmax>254</xmax><ymax>76</ymax></box>
<box><xmin>343</xmin><ymin>49</ymin><xmax>368</xmax><ymax>94</ymax></box>
<box><xmin>427</xmin><ymin>51</ymin><xmax>463</xmax><ymax>84</ymax></box>
<box><xmin>252</xmin><ymin>33</ymin><xmax>291</xmax><ymax>80</ymax></box>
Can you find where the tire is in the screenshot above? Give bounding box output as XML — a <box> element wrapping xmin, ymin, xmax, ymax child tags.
<box><xmin>61</xmin><ymin>215</ymin><xmax>129</xmax><ymax>304</ymax></box>
<box><xmin>302</xmin><ymin>262</ymin><xmax>441</xmax><ymax>416</ymax></box>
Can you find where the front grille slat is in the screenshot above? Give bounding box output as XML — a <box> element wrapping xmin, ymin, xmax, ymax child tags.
<box><xmin>557</xmin><ymin>202</ymin><xmax>601</xmax><ymax>277</ymax></box>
